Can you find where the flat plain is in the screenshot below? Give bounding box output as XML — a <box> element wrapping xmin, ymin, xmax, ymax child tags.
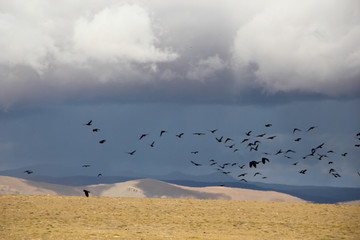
<box><xmin>1</xmin><ymin>194</ymin><xmax>359</xmax><ymax>240</ymax></box>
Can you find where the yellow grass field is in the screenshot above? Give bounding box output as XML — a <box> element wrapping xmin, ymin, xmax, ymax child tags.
<box><xmin>1</xmin><ymin>194</ymin><xmax>359</xmax><ymax>240</ymax></box>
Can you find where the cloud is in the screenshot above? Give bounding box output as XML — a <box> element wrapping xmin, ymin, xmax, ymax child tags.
<box><xmin>71</xmin><ymin>4</ymin><xmax>178</xmax><ymax>64</ymax></box>
<box><xmin>231</xmin><ymin>0</ymin><xmax>360</xmax><ymax>96</ymax></box>
<box><xmin>0</xmin><ymin>0</ymin><xmax>359</xmax><ymax>109</ymax></box>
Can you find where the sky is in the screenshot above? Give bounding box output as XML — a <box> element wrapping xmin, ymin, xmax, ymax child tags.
<box><xmin>0</xmin><ymin>0</ymin><xmax>359</xmax><ymax>187</ymax></box>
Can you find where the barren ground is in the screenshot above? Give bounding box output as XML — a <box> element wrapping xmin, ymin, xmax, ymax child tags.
<box><xmin>1</xmin><ymin>194</ymin><xmax>359</xmax><ymax>239</ymax></box>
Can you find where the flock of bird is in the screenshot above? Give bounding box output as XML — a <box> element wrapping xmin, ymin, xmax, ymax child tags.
<box><xmin>23</xmin><ymin>119</ymin><xmax>360</xmax><ymax>197</ymax></box>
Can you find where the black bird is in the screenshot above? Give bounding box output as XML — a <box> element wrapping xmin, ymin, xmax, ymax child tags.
<box><xmin>224</xmin><ymin>138</ymin><xmax>233</xmax><ymax>143</ymax></box>
<box><xmin>139</xmin><ymin>134</ymin><xmax>148</xmax><ymax>140</ymax></box>
<box><xmin>267</xmin><ymin>136</ymin><xmax>276</xmax><ymax>140</ymax></box>
<box><xmin>92</xmin><ymin>128</ymin><xmax>100</xmax><ymax>132</ymax></box>
<box><xmin>127</xmin><ymin>150</ymin><xmax>136</xmax><ymax>155</ymax></box>
<box><xmin>328</xmin><ymin>161</ymin><xmax>333</xmax><ymax>164</ymax></box>
<box><xmin>24</xmin><ymin>170</ymin><xmax>33</xmax><ymax>174</ymax></box>
<box><xmin>294</xmin><ymin>138</ymin><xmax>302</xmax><ymax>142</ymax></box>
<box><xmin>293</xmin><ymin>128</ymin><xmax>301</xmax><ymax>134</ymax></box>
<box><xmin>238</xmin><ymin>173</ymin><xmax>247</xmax><ymax>177</ymax></box>
<box><xmin>245</xmin><ymin>131</ymin><xmax>252</xmax><ymax>136</ymax></box>
<box><xmin>265</xmin><ymin>124</ymin><xmax>272</xmax><ymax>127</ymax></box>
<box><xmin>327</xmin><ymin>150</ymin><xmax>335</xmax><ymax>154</ymax></box>
<box><xmin>332</xmin><ymin>173</ymin><xmax>341</xmax><ymax>178</ymax></box>
<box><xmin>97</xmin><ymin>173</ymin><xmax>102</xmax><ymax>177</ymax></box>
<box><xmin>176</xmin><ymin>133</ymin><xmax>184</xmax><ymax>138</ymax></box>
<box><xmin>99</xmin><ymin>139</ymin><xmax>106</xmax><ymax>144</ymax></box>
<box><xmin>226</xmin><ymin>144</ymin><xmax>235</xmax><ymax>149</ymax></box>
<box><xmin>306</xmin><ymin>126</ymin><xmax>317</xmax><ymax>132</ymax></box>
<box><xmin>341</xmin><ymin>153</ymin><xmax>348</xmax><ymax>157</ymax></box>
<box><xmin>190</xmin><ymin>160</ymin><xmax>202</xmax><ymax>166</ymax></box>
<box><xmin>240</xmin><ymin>178</ymin><xmax>248</xmax><ymax>183</ymax></box>
<box><xmin>216</xmin><ymin>136</ymin><xmax>223</xmax><ymax>143</ymax></box>
<box><xmin>357</xmin><ymin>171</ymin><xmax>360</xmax><ymax>176</ymax></box>
<box><xmin>193</xmin><ymin>132</ymin><xmax>205</xmax><ymax>136</ymax></box>
<box><xmin>160</xmin><ymin>130</ymin><xmax>167</xmax><ymax>137</ymax></box>
<box><xmin>208</xmin><ymin>129</ymin><xmax>218</xmax><ymax>134</ymax></box>
<box><xmin>329</xmin><ymin>168</ymin><xmax>336</xmax><ymax>174</ymax></box>
<box><xmin>239</xmin><ymin>164</ymin><xmax>245</xmax><ymax>169</ymax></box>
<box><xmin>256</xmin><ymin>133</ymin><xmax>266</xmax><ymax>138</ymax></box>
<box><xmin>292</xmin><ymin>162</ymin><xmax>298</xmax><ymax>165</ymax></box>
<box><xmin>150</xmin><ymin>141</ymin><xmax>155</xmax><ymax>148</ymax></box>
<box><xmin>262</xmin><ymin>177</ymin><xmax>267</xmax><ymax>179</ymax></box>
<box><xmin>83</xmin><ymin>189</ymin><xmax>90</xmax><ymax>197</ymax></box>
<box><xmin>241</xmin><ymin>138</ymin><xmax>249</xmax><ymax>143</ymax></box>
<box><xmin>261</xmin><ymin>157</ymin><xmax>270</xmax><ymax>164</ymax></box>
<box><xmin>210</xmin><ymin>162</ymin><xmax>217</xmax><ymax>166</ymax></box>
<box><xmin>357</xmin><ymin>133</ymin><xmax>360</xmax><ymax>137</ymax></box>
<box><xmin>84</xmin><ymin>120</ymin><xmax>92</xmax><ymax>126</ymax></box>
<box><xmin>254</xmin><ymin>172</ymin><xmax>262</xmax><ymax>176</ymax></box>
<box><xmin>315</xmin><ymin>143</ymin><xmax>325</xmax><ymax>149</ymax></box>
<box><xmin>286</xmin><ymin>149</ymin><xmax>296</xmax><ymax>154</ymax></box>
<box><xmin>299</xmin><ymin>169</ymin><xmax>307</xmax><ymax>174</ymax></box>
<box><xmin>275</xmin><ymin>149</ymin><xmax>283</xmax><ymax>155</ymax></box>
<box><xmin>82</xmin><ymin>165</ymin><xmax>90</xmax><ymax>167</ymax></box>
<box><xmin>355</xmin><ymin>144</ymin><xmax>360</xmax><ymax>148</ymax></box>
<box><xmin>191</xmin><ymin>151</ymin><xmax>199</xmax><ymax>154</ymax></box>
<box><xmin>209</xmin><ymin>159</ymin><xmax>216</xmax><ymax>162</ymax></box>
<box><xmin>249</xmin><ymin>161</ymin><xmax>260</xmax><ymax>168</ymax></box>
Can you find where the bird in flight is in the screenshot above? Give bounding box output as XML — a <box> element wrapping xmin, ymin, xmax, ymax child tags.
<box><xmin>224</xmin><ymin>138</ymin><xmax>233</xmax><ymax>143</ymax></box>
<box><xmin>249</xmin><ymin>161</ymin><xmax>260</xmax><ymax>168</ymax></box>
<box><xmin>190</xmin><ymin>160</ymin><xmax>202</xmax><ymax>166</ymax></box>
<box><xmin>261</xmin><ymin>158</ymin><xmax>270</xmax><ymax>164</ymax></box>
<box><xmin>150</xmin><ymin>141</ymin><xmax>155</xmax><ymax>148</ymax></box>
<box><xmin>84</xmin><ymin>120</ymin><xmax>92</xmax><ymax>126</ymax></box>
<box><xmin>176</xmin><ymin>133</ymin><xmax>184</xmax><ymax>138</ymax></box>
<box><xmin>256</xmin><ymin>133</ymin><xmax>266</xmax><ymax>138</ymax></box>
<box><xmin>306</xmin><ymin>126</ymin><xmax>317</xmax><ymax>132</ymax></box>
<box><xmin>92</xmin><ymin>128</ymin><xmax>100</xmax><ymax>132</ymax></box>
<box><xmin>265</xmin><ymin>124</ymin><xmax>272</xmax><ymax>127</ymax></box>
<box><xmin>208</xmin><ymin>129</ymin><xmax>218</xmax><ymax>134</ymax></box>
<box><xmin>99</xmin><ymin>139</ymin><xmax>106</xmax><ymax>144</ymax></box>
<box><xmin>238</xmin><ymin>173</ymin><xmax>247</xmax><ymax>177</ymax></box>
<box><xmin>239</xmin><ymin>164</ymin><xmax>245</xmax><ymax>169</ymax></box>
<box><xmin>295</xmin><ymin>138</ymin><xmax>302</xmax><ymax>142</ymax></box>
<box><xmin>193</xmin><ymin>132</ymin><xmax>205</xmax><ymax>136</ymax></box>
<box><xmin>341</xmin><ymin>153</ymin><xmax>348</xmax><ymax>157</ymax></box>
<box><xmin>83</xmin><ymin>189</ymin><xmax>90</xmax><ymax>197</ymax></box>
<box><xmin>160</xmin><ymin>130</ymin><xmax>167</xmax><ymax>137</ymax></box>
<box><xmin>82</xmin><ymin>165</ymin><xmax>90</xmax><ymax>167</ymax></box>
<box><xmin>240</xmin><ymin>179</ymin><xmax>248</xmax><ymax>183</ymax></box>
<box><xmin>292</xmin><ymin>162</ymin><xmax>298</xmax><ymax>165</ymax></box>
<box><xmin>254</xmin><ymin>172</ymin><xmax>262</xmax><ymax>176</ymax></box>
<box><xmin>97</xmin><ymin>174</ymin><xmax>102</xmax><ymax>177</ymax></box>
<box><xmin>299</xmin><ymin>169</ymin><xmax>307</xmax><ymax>174</ymax></box>
<box><xmin>267</xmin><ymin>136</ymin><xmax>276</xmax><ymax>140</ymax></box>
<box><xmin>292</xmin><ymin>128</ymin><xmax>301</xmax><ymax>134</ymax></box>
<box><xmin>127</xmin><ymin>150</ymin><xmax>136</xmax><ymax>155</ymax></box>
<box><xmin>216</xmin><ymin>136</ymin><xmax>223</xmax><ymax>143</ymax></box>
<box><xmin>24</xmin><ymin>170</ymin><xmax>33</xmax><ymax>174</ymax></box>
<box><xmin>139</xmin><ymin>134</ymin><xmax>148</xmax><ymax>140</ymax></box>
<box><xmin>191</xmin><ymin>151</ymin><xmax>199</xmax><ymax>154</ymax></box>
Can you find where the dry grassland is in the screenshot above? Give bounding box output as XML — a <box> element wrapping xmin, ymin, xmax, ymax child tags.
<box><xmin>1</xmin><ymin>194</ymin><xmax>359</xmax><ymax>240</ymax></box>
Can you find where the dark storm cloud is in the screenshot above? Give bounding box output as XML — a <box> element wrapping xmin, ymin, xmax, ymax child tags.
<box><xmin>1</xmin><ymin>0</ymin><xmax>359</xmax><ymax>109</ymax></box>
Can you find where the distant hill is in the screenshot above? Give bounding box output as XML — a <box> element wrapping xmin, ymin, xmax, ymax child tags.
<box><xmin>0</xmin><ymin>176</ymin><xmax>307</xmax><ymax>203</ymax></box>
<box><xmin>1</xmin><ymin>167</ymin><xmax>360</xmax><ymax>203</ymax></box>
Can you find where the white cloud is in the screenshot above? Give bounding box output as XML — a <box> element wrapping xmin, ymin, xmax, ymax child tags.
<box><xmin>232</xmin><ymin>0</ymin><xmax>360</xmax><ymax>95</ymax></box>
<box><xmin>0</xmin><ymin>0</ymin><xmax>359</xmax><ymax>109</ymax></box>
<box><xmin>71</xmin><ymin>4</ymin><xmax>177</xmax><ymax>64</ymax></box>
